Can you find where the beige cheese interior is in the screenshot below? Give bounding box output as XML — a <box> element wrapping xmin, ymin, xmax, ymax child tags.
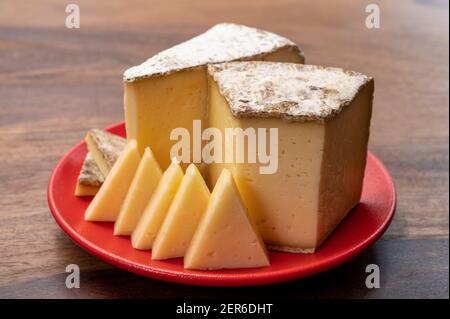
<box><xmin>124</xmin><ymin>47</ymin><xmax>304</xmax><ymax>171</ymax></box>
<box><xmin>207</xmin><ymin>78</ymin><xmax>324</xmax><ymax>250</ymax></box>
<box><xmin>125</xmin><ymin>67</ymin><xmax>207</xmax><ymax>170</ymax></box>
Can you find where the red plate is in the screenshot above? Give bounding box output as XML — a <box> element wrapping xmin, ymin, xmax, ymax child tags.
<box><xmin>48</xmin><ymin>122</ymin><xmax>396</xmax><ymax>287</ymax></box>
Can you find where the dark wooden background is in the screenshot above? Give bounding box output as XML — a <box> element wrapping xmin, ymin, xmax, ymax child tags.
<box><xmin>0</xmin><ymin>0</ymin><xmax>448</xmax><ymax>299</ymax></box>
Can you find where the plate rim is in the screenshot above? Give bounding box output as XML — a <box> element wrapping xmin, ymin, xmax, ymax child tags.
<box><xmin>47</xmin><ymin>122</ymin><xmax>396</xmax><ymax>287</ymax></box>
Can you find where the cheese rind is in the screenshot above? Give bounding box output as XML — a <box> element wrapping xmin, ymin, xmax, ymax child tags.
<box><xmin>184</xmin><ymin>169</ymin><xmax>269</xmax><ymax>270</ymax></box>
<box><xmin>114</xmin><ymin>147</ymin><xmax>163</xmax><ymax>236</ymax></box>
<box><xmin>131</xmin><ymin>161</ymin><xmax>184</xmax><ymax>250</ymax></box>
<box><xmin>123</xmin><ymin>23</ymin><xmax>304</xmax><ymax>81</ymax></box>
<box><xmin>84</xmin><ymin>140</ymin><xmax>141</xmax><ymax>222</ymax></box>
<box><xmin>207</xmin><ymin>62</ymin><xmax>371</xmax><ymax>122</ymax></box>
<box><xmin>75</xmin><ymin>153</ymin><xmax>103</xmax><ymax>196</ymax></box>
<box><xmin>152</xmin><ymin>164</ymin><xmax>210</xmax><ymax>260</ymax></box>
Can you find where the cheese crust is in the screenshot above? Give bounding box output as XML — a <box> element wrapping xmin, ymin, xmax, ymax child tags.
<box><xmin>123</xmin><ymin>23</ymin><xmax>304</xmax><ymax>81</ymax></box>
<box><xmin>208</xmin><ymin>62</ymin><xmax>373</xmax><ymax>122</ymax></box>
<box><xmin>77</xmin><ymin>153</ymin><xmax>104</xmax><ymax>187</ymax></box>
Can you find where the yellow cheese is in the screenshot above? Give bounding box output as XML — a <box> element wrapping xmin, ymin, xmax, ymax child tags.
<box><xmin>84</xmin><ymin>140</ymin><xmax>141</xmax><ymax>222</ymax></box>
<box><xmin>152</xmin><ymin>164</ymin><xmax>210</xmax><ymax>260</ymax></box>
<box><xmin>114</xmin><ymin>147</ymin><xmax>163</xmax><ymax>235</ymax></box>
<box><xmin>75</xmin><ymin>183</ymin><xmax>99</xmax><ymax>196</ymax></box>
<box><xmin>206</xmin><ymin>62</ymin><xmax>373</xmax><ymax>252</ymax></box>
<box><xmin>123</xmin><ymin>23</ymin><xmax>304</xmax><ymax>170</ymax></box>
<box><xmin>125</xmin><ymin>67</ymin><xmax>207</xmax><ymax>170</ymax></box>
<box><xmin>85</xmin><ymin>129</ymin><xmax>126</xmax><ymax>176</ymax></box>
<box><xmin>131</xmin><ymin>161</ymin><xmax>184</xmax><ymax>250</ymax></box>
<box><xmin>184</xmin><ymin>169</ymin><xmax>269</xmax><ymax>270</ymax></box>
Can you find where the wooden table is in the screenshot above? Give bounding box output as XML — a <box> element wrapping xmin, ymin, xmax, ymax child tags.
<box><xmin>0</xmin><ymin>0</ymin><xmax>448</xmax><ymax>299</ymax></box>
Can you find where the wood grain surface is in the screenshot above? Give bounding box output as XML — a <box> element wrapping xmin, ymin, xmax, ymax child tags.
<box><xmin>0</xmin><ymin>0</ymin><xmax>448</xmax><ymax>299</ymax></box>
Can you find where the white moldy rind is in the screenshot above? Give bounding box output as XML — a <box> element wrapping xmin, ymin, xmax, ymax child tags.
<box><xmin>123</xmin><ymin>23</ymin><xmax>303</xmax><ymax>82</ymax></box>
<box><xmin>78</xmin><ymin>153</ymin><xmax>104</xmax><ymax>186</ymax></box>
<box><xmin>208</xmin><ymin>62</ymin><xmax>373</xmax><ymax>122</ymax></box>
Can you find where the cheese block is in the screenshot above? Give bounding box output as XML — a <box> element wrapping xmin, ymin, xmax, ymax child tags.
<box><xmin>184</xmin><ymin>169</ymin><xmax>269</xmax><ymax>270</ymax></box>
<box><xmin>152</xmin><ymin>164</ymin><xmax>210</xmax><ymax>260</ymax></box>
<box><xmin>131</xmin><ymin>160</ymin><xmax>184</xmax><ymax>250</ymax></box>
<box><xmin>114</xmin><ymin>147</ymin><xmax>163</xmax><ymax>235</ymax></box>
<box><xmin>85</xmin><ymin>140</ymin><xmax>141</xmax><ymax>221</ymax></box>
<box><xmin>85</xmin><ymin>129</ymin><xmax>126</xmax><ymax>176</ymax></box>
<box><xmin>75</xmin><ymin>153</ymin><xmax>104</xmax><ymax>196</ymax></box>
<box><xmin>206</xmin><ymin>62</ymin><xmax>373</xmax><ymax>252</ymax></box>
<box><xmin>123</xmin><ymin>23</ymin><xmax>305</xmax><ymax>169</ymax></box>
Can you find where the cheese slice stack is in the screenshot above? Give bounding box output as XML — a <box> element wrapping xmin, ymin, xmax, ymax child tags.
<box><xmin>152</xmin><ymin>163</ymin><xmax>210</xmax><ymax>260</ymax></box>
<box><xmin>123</xmin><ymin>23</ymin><xmax>305</xmax><ymax>170</ymax></box>
<box><xmin>85</xmin><ymin>140</ymin><xmax>141</xmax><ymax>221</ymax></box>
<box><xmin>131</xmin><ymin>160</ymin><xmax>184</xmax><ymax>250</ymax></box>
<box><xmin>114</xmin><ymin>147</ymin><xmax>163</xmax><ymax>235</ymax></box>
<box><xmin>184</xmin><ymin>169</ymin><xmax>269</xmax><ymax>270</ymax></box>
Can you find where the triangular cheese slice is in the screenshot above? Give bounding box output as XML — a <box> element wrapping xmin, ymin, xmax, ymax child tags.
<box><xmin>85</xmin><ymin>129</ymin><xmax>126</xmax><ymax>176</ymax></box>
<box><xmin>84</xmin><ymin>140</ymin><xmax>141</xmax><ymax>221</ymax></box>
<box><xmin>75</xmin><ymin>129</ymin><xmax>125</xmax><ymax>197</ymax></box>
<box><xmin>152</xmin><ymin>164</ymin><xmax>210</xmax><ymax>260</ymax></box>
<box><xmin>114</xmin><ymin>147</ymin><xmax>163</xmax><ymax>235</ymax></box>
<box><xmin>131</xmin><ymin>160</ymin><xmax>184</xmax><ymax>250</ymax></box>
<box><xmin>184</xmin><ymin>169</ymin><xmax>269</xmax><ymax>270</ymax></box>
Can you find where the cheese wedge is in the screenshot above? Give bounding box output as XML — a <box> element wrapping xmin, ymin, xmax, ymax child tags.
<box><xmin>85</xmin><ymin>129</ymin><xmax>126</xmax><ymax>176</ymax></box>
<box><xmin>85</xmin><ymin>140</ymin><xmax>141</xmax><ymax>221</ymax></box>
<box><xmin>152</xmin><ymin>164</ymin><xmax>210</xmax><ymax>260</ymax></box>
<box><xmin>114</xmin><ymin>147</ymin><xmax>163</xmax><ymax>235</ymax></box>
<box><xmin>124</xmin><ymin>23</ymin><xmax>305</xmax><ymax>170</ymax></box>
<box><xmin>184</xmin><ymin>169</ymin><xmax>269</xmax><ymax>270</ymax></box>
<box><xmin>131</xmin><ymin>161</ymin><xmax>184</xmax><ymax>250</ymax></box>
<box><xmin>75</xmin><ymin>153</ymin><xmax>103</xmax><ymax>196</ymax></box>
<box><xmin>206</xmin><ymin>62</ymin><xmax>373</xmax><ymax>252</ymax></box>
<box><xmin>75</xmin><ymin>130</ymin><xmax>125</xmax><ymax>196</ymax></box>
